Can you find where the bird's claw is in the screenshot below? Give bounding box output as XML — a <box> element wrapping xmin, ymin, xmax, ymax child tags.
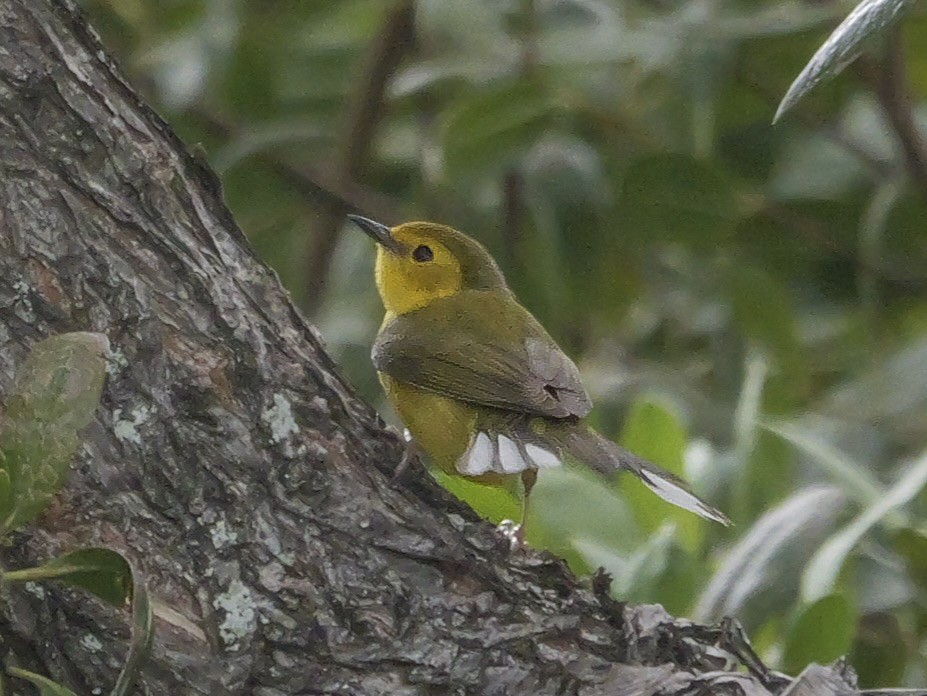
<box><xmin>496</xmin><ymin>519</ymin><xmax>524</xmax><ymax>551</ymax></box>
<box><xmin>390</xmin><ymin>433</ymin><xmax>423</xmax><ymax>487</ymax></box>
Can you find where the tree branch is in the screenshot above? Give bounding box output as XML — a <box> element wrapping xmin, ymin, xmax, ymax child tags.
<box><xmin>302</xmin><ymin>1</ymin><xmax>415</xmax><ymax>314</ymax></box>
<box><xmin>193</xmin><ymin>108</ymin><xmax>401</xmax><ymax>224</ymax></box>
<box><xmin>866</xmin><ymin>28</ymin><xmax>927</xmax><ymax>200</ymax></box>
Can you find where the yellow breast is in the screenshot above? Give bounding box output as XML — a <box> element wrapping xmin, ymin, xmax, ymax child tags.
<box><xmin>378</xmin><ymin>372</ymin><xmax>475</xmax><ymax>475</ymax></box>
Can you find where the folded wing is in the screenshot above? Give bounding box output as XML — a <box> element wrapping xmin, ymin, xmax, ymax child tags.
<box><xmin>373</xmin><ymin>290</ymin><xmax>592</xmax><ymax>419</ymax></box>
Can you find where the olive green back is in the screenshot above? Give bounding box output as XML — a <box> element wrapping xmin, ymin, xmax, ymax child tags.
<box><xmin>373</xmin><ymin>289</ymin><xmax>592</xmax><ymax>419</ymax></box>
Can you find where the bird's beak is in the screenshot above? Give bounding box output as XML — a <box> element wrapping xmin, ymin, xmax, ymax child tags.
<box><xmin>347</xmin><ymin>215</ymin><xmax>404</xmax><ymax>254</ymax></box>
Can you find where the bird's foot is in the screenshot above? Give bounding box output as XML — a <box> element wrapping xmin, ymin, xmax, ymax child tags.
<box><xmin>496</xmin><ymin>519</ymin><xmax>525</xmax><ymax>551</ymax></box>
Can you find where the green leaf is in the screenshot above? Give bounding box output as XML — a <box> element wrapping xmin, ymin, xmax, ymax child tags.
<box><xmin>849</xmin><ymin>613</ymin><xmax>909</xmax><ymax>687</ymax></box>
<box><xmin>528</xmin><ymin>467</ymin><xmax>641</xmax><ymax>571</ymax></box>
<box><xmin>0</xmin><ymin>333</ymin><xmax>109</xmax><ymax>534</ymax></box>
<box><xmin>775</xmin><ymin>0</ymin><xmax>917</xmax><ymax>122</ymax></box>
<box><xmin>4</xmin><ymin>552</ymin><xmax>153</xmax><ymax>695</ymax></box>
<box><xmin>619</xmin><ymin>154</ymin><xmax>741</xmax><ymax>248</ymax></box>
<box><xmin>6</xmin><ymin>668</ymin><xmax>79</xmax><ymax>696</ymax></box>
<box><xmin>111</xmin><ymin>579</ymin><xmax>154</xmax><ymax>696</ymax></box>
<box><xmin>441</xmin><ymin>81</ymin><xmax>554</xmax><ymax>180</ymax></box>
<box><xmin>618</xmin><ymin>395</ymin><xmax>703</xmax><ymax>552</ymax></box>
<box><xmin>620</xmin><ymin>397</ymin><xmax>687</xmax><ymax>475</ymax></box>
<box><xmin>802</xmin><ymin>448</ymin><xmax>927</xmax><ymax>603</ymax></box>
<box><xmin>0</xmin><ymin>424</ymin><xmax>80</xmax><ymax>534</ymax></box>
<box><xmin>893</xmin><ymin>527</ymin><xmax>927</xmax><ymax>590</ymax></box>
<box><xmin>3</xmin><ymin>548</ymin><xmax>132</xmax><ymax>607</ymax></box>
<box><xmin>725</xmin><ymin>265</ymin><xmax>803</xmax><ymax>379</ymax></box>
<box><xmin>782</xmin><ymin>594</ymin><xmax>857</xmax><ymax>674</ymax></box>
<box><xmin>434</xmin><ymin>470</ymin><xmax>521</xmax><ymax>525</ymax></box>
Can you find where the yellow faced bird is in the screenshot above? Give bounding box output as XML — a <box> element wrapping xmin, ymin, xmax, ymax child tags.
<box><xmin>350</xmin><ymin>215</ymin><xmax>729</xmax><ymax>540</ymax></box>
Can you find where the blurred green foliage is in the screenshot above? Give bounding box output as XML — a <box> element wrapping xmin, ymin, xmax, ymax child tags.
<box><xmin>83</xmin><ymin>0</ymin><xmax>927</xmax><ymax>685</ymax></box>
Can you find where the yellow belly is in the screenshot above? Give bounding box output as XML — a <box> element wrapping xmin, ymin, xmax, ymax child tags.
<box><xmin>378</xmin><ymin>372</ymin><xmax>475</xmax><ymax>475</ymax></box>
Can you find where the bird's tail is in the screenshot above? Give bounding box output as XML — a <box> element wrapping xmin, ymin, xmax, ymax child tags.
<box><xmin>560</xmin><ymin>425</ymin><xmax>730</xmax><ymax>525</ymax></box>
<box><xmin>456</xmin><ymin>416</ymin><xmax>729</xmax><ymax>525</ymax></box>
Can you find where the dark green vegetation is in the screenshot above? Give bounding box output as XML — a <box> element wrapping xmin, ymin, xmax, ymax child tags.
<box><xmin>83</xmin><ymin>0</ymin><xmax>927</xmax><ymax>685</ymax></box>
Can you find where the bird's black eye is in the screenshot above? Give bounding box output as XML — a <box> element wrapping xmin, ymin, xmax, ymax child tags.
<box><xmin>412</xmin><ymin>245</ymin><xmax>434</xmax><ymax>262</ymax></box>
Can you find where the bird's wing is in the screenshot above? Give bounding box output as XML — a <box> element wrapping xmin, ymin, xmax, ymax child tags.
<box><xmin>372</xmin><ymin>291</ymin><xmax>592</xmax><ymax>419</ymax></box>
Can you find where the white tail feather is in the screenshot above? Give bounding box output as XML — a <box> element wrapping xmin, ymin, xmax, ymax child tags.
<box><xmin>639</xmin><ymin>469</ymin><xmax>731</xmax><ymax>526</ymax></box>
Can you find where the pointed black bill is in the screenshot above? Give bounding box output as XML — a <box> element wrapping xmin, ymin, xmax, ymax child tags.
<box><xmin>347</xmin><ymin>214</ymin><xmax>404</xmax><ymax>254</ymax></box>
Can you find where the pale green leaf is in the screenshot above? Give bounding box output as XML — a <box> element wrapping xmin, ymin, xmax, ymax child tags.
<box><xmin>775</xmin><ymin>0</ymin><xmax>917</xmax><ymax>122</ymax></box>
<box><xmin>528</xmin><ymin>467</ymin><xmax>641</xmax><ymax>568</ymax></box>
<box><xmin>0</xmin><ymin>333</ymin><xmax>109</xmax><ymax>534</ymax></box>
<box><xmin>0</xmin><ymin>468</ymin><xmax>10</xmax><ymax>519</ymax></box>
<box><xmin>801</xmin><ymin>449</ymin><xmax>927</xmax><ymax>603</ymax></box>
<box><xmin>5</xmin><ymin>333</ymin><xmax>109</xmax><ymax>430</ymax></box>
<box><xmin>695</xmin><ymin>486</ymin><xmax>847</xmax><ymax>624</ymax></box>
<box><xmin>763</xmin><ymin>420</ymin><xmax>885</xmax><ymax>505</ymax></box>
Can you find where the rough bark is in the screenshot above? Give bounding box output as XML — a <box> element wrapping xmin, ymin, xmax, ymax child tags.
<box><xmin>0</xmin><ymin>2</ymin><xmax>862</xmax><ymax>695</ymax></box>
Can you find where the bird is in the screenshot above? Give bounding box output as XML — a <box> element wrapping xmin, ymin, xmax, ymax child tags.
<box><xmin>349</xmin><ymin>215</ymin><xmax>729</xmax><ymax>543</ymax></box>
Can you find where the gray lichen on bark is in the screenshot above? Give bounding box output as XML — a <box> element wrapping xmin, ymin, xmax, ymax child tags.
<box><xmin>0</xmin><ymin>1</ymin><xmax>864</xmax><ymax>695</ymax></box>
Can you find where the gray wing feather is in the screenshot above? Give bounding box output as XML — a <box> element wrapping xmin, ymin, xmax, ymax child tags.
<box><xmin>373</xmin><ymin>292</ymin><xmax>591</xmax><ymax>419</ymax></box>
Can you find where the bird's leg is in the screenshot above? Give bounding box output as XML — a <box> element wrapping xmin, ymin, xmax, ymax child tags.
<box><xmin>516</xmin><ymin>470</ymin><xmax>536</xmax><ymax>548</ymax></box>
<box><xmin>391</xmin><ymin>428</ymin><xmax>424</xmax><ymax>486</ymax></box>
<box><xmin>496</xmin><ymin>470</ymin><xmax>537</xmax><ymax>551</ymax></box>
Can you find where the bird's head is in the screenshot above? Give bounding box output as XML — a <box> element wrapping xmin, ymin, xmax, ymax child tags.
<box><xmin>349</xmin><ymin>216</ymin><xmax>507</xmax><ymax>315</ymax></box>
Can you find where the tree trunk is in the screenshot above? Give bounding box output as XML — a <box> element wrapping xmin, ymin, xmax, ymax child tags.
<box><xmin>0</xmin><ymin>2</ymin><xmax>860</xmax><ymax>694</ymax></box>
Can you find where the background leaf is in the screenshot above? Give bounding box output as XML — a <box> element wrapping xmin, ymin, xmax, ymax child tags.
<box><xmin>619</xmin><ymin>395</ymin><xmax>704</xmax><ymax>552</ymax></box>
<box><xmin>893</xmin><ymin>527</ymin><xmax>927</xmax><ymax>590</ymax></box>
<box><xmin>619</xmin><ymin>154</ymin><xmax>741</xmax><ymax>247</ymax></box>
<box><xmin>3</xmin><ymin>548</ymin><xmax>132</xmax><ymax>607</ymax></box>
<box><xmin>527</xmin><ymin>467</ymin><xmax>640</xmax><ymax>571</ymax></box>
<box><xmin>441</xmin><ymin>81</ymin><xmax>555</xmax><ymax>181</ymax></box>
<box><xmin>782</xmin><ymin>594</ymin><xmax>857</xmax><ymax>674</ymax></box>
<box><xmin>775</xmin><ymin>0</ymin><xmax>916</xmax><ymax>122</ymax></box>
<box><xmin>696</xmin><ymin>486</ymin><xmax>847</xmax><ymax>627</ymax></box>
<box><xmin>801</xmin><ymin>450</ymin><xmax>927</xmax><ymax>603</ymax></box>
